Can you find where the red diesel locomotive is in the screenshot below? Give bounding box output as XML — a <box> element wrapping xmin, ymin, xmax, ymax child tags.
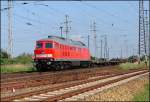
<box><xmin>34</xmin><ymin>36</ymin><xmax>91</xmax><ymax>71</ymax></box>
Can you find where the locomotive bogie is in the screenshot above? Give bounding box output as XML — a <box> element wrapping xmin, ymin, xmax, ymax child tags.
<box><xmin>34</xmin><ymin>58</ymin><xmax>91</xmax><ymax>71</ymax></box>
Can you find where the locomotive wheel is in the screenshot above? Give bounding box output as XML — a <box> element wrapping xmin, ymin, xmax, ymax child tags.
<box><xmin>81</xmin><ymin>63</ymin><xmax>88</xmax><ymax>68</ymax></box>
<box><xmin>59</xmin><ymin>62</ymin><xmax>65</xmax><ymax>70</ymax></box>
<box><xmin>36</xmin><ymin>64</ymin><xmax>42</xmax><ymax>72</ymax></box>
<box><xmin>66</xmin><ymin>63</ymin><xmax>71</xmax><ymax>69</ymax></box>
<box><xmin>55</xmin><ymin>64</ymin><xmax>61</xmax><ymax>71</ymax></box>
<box><xmin>60</xmin><ymin>64</ymin><xmax>64</xmax><ymax>70</ymax></box>
<box><xmin>90</xmin><ymin>63</ymin><xmax>94</xmax><ymax>67</ymax></box>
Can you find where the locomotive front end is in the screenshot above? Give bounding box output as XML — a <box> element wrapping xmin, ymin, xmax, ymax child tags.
<box><xmin>34</xmin><ymin>40</ymin><xmax>55</xmax><ymax>71</ymax></box>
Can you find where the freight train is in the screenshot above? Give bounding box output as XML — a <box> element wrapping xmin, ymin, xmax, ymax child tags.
<box><xmin>34</xmin><ymin>36</ymin><xmax>123</xmax><ymax>71</ymax></box>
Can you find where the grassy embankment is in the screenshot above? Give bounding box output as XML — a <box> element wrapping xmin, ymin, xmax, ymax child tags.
<box><xmin>119</xmin><ymin>61</ymin><xmax>149</xmax><ymax>70</ymax></box>
<box><xmin>133</xmin><ymin>83</ymin><xmax>149</xmax><ymax>101</ymax></box>
<box><xmin>0</xmin><ymin>64</ymin><xmax>36</xmax><ymax>73</ymax></box>
<box><xmin>119</xmin><ymin>62</ymin><xmax>149</xmax><ymax>101</ymax></box>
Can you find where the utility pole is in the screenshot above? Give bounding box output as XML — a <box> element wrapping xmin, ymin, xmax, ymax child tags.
<box><xmin>149</xmin><ymin>0</ymin><xmax>150</xmax><ymax>58</ymax></box>
<box><xmin>126</xmin><ymin>43</ymin><xmax>128</xmax><ymax>58</ymax></box>
<box><xmin>144</xmin><ymin>9</ymin><xmax>149</xmax><ymax>66</ymax></box>
<box><xmin>64</xmin><ymin>15</ymin><xmax>71</xmax><ymax>39</ymax></box>
<box><xmin>91</xmin><ymin>21</ymin><xmax>97</xmax><ymax>58</ymax></box>
<box><xmin>120</xmin><ymin>34</ymin><xmax>127</xmax><ymax>59</ymax></box>
<box><xmin>60</xmin><ymin>26</ymin><xmax>63</xmax><ymax>37</ymax></box>
<box><xmin>144</xmin><ymin>10</ymin><xmax>149</xmax><ymax>56</ymax></box>
<box><xmin>104</xmin><ymin>36</ymin><xmax>106</xmax><ymax>59</ymax></box>
<box><xmin>107</xmin><ymin>47</ymin><xmax>109</xmax><ymax>59</ymax></box>
<box><xmin>8</xmin><ymin>0</ymin><xmax>13</xmax><ymax>58</ymax></box>
<box><xmin>100</xmin><ymin>35</ymin><xmax>107</xmax><ymax>59</ymax></box>
<box><xmin>139</xmin><ymin>0</ymin><xmax>147</xmax><ymax>64</ymax></box>
<box><xmin>120</xmin><ymin>47</ymin><xmax>123</xmax><ymax>58</ymax></box>
<box><xmin>139</xmin><ymin>0</ymin><xmax>141</xmax><ymax>61</ymax></box>
<box><xmin>106</xmin><ymin>37</ymin><xmax>108</xmax><ymax>59</ymax></box>
<box><xmin>100</xmin><ymin>39</ymin><xmax>103</xmax><ymax>58</ymax></box>
<box><xmin>90</xmin><ymin>21</ymin><xmax>97</xmax><ymax>58</ymax></box>
<box><xmin>87</xmin><ymin>35</ymin><xmax>90</xmax><ymax>49</ymax></box>
<box><xmin>104</xmin><ymin>35</ymin><xmax>107</xmax><ymax>59</ymax></box>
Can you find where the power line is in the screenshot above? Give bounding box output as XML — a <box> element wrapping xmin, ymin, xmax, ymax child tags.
<box><xmin>81</xmin><ymin>2</ymin><xmax>132</xmax><ymax>34</ymax></box>
<box><xmin>127</xmin><ymin>1</ymin><xmax>138</xmax><ymax>12</ymax></box>
<box><xmin>82</xmin><ymin>2</ymin><xmax>130</xmax><ymax>24</ymax></box>
<box><xmin>3</xmin><ymin>2</ymin><xmax>60</xmax><ymax>26</ymax></box>
<box><xmin>81</xmin><ymin>35</ymin><xmax>90</xmax><ymax>49</ymax></box>
<box><xmin>40</xmin><ymin>4</ymin><xmax>90</xmax><ymax>35</ymax></box>
<box><xmin>13</xmin><ymin>13</ymin><xmax>45</xmax><ymax>25</ymax></box>
<box><xmin>1</xmin><ymin>2</ymin><xmax>53</xmax><ymax>28</ymax></box>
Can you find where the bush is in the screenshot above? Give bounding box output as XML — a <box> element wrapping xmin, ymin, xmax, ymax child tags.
<box><xmin>128</xmin><ymin>55</ymin><xmax>138</xmax><ymax>63</ymax></box>
<box><xmin>0</xmin><ymin>49</ymin><xmax>11</xmax><ymax>65</ymax></box>
<box><xmin>0</xmin><ymin>50</ymin><xmax>33</xmax><ymax>65</ymax></box>
<box><xmin>14</xmin><ymin>53</ymin><xmax>33</xmax><ymax>64</ymax></box>
<box><xmin>119</xmin><ymin>62</ymin><xmax>146</xmax><ymax>70</ymax></box>
<box><xmin>1</xmin><ymin>58</ymin><xmax>15</xmax><ymax>65</ymax></box>
<box><xmin>0</xmin><ymin>49</ymin><xmax>10</xmax><ymax>59</ymax></box>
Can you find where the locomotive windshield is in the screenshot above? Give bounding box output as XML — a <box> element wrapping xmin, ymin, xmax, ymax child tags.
<box><xmin>36</xmin><ymin>42</ymin><xmax>43</xmax><ymax>48</ymax></box>
<box><xmin>45</xmin><ymin>43</ymin><xmax>53</xmax><ymax>48</ymax></box>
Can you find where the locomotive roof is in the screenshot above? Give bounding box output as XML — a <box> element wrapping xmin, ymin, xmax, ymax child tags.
<box><xmin>38</xmin><ymin>36</ymin><xmax>87</xmax><ymax>48</ymax></box>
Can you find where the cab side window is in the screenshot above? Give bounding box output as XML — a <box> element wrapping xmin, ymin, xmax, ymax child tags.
<box><xmin>46</xmin><ymin>43</ymin><xmax>53</xmax><ymax>48</ymax></box>
<box><xmin>36</xmin><ymin>42</ymin><xmax>43</xmax><ymax>48</ymax></box>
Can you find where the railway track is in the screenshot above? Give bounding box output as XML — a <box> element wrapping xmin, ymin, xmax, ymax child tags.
<box><xmin>1</xmin><ymin>69</ymin><xmax>149</xmax><ymax>102</ymax></box>
<box><xmin>1</xmin><ymin>66</ymin><xmax>122</xmax><ymax>92</ymax></box>
<box><xmin>1</xmin><ymin>66</ymin><xmax>146</xmax><ymax>92</ymax></box>
<box><xmin>1</xmin><ymin>65</ymin><xmax>118</xmax><ymax>82</ymax></box>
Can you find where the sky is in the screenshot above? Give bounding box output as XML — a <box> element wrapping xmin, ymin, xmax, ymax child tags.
<box><xmin>1</xmin><ymin>1</ymin><xmax>149</xmax><ymax>58</ymax></box>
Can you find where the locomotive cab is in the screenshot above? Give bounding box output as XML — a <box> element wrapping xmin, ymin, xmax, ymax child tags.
<box><xmin>34</xmin><ymin>41</ymin><xmax>53</xmax><ymax>58</ymax></box>
<box><xmin>34</xmin><ymin>40</ymin><xmax>55</xmax><ymax>71</ymax></box>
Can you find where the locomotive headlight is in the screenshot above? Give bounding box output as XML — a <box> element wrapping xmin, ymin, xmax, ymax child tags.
<box><xmin>35</xmin><ymin>54</ymin><xmax>53</xmax><ymax>57</ymax></box>
<box><xmin>47</xmin><ymin>62</ymin><xmax>51</xmax><ymax>65</ymax></box>
<box><xmin>47</xmin><ymin>54</ymin><xmax>53</xmax><ymax>57</ymax></box>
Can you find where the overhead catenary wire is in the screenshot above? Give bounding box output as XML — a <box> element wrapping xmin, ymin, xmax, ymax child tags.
<box><xmin>2</xmin><ymin>1</ymin><xmax>113</xmax><ymax>36</ymax></box>
<box><xmin>82</xmin><ymin>2</ymin><xmax>130</xmax><ymax>24</ymax></box>
<box><xmin>81</xmin><ymin>2</ymin><xmax>132</xmax><ymax>35</ymax></box>
<box><xmin>127</xmin><ymin>1</ymin><xmax>139</xmax><ymax>12</ymax></box>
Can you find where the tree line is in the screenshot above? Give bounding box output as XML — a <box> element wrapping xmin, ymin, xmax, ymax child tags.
<box><xmin>0</xmin><ymin>49</ymin><xmax>33</xmax><ymax>65</ymax></box>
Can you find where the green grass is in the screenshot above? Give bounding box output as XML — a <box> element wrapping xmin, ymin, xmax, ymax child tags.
<box><xmin>0</xmin><ymin>64</ymin><xmax>36</xmax><ymax>73</ymax></box>
<box><xmin>133</xmin><ymin>84</ymin><xmax>149</xmax><ymax>101</ymax></box>
<box><xmin>119</xmin><ymin>62</ymin><xmax>147</xmax><ymax>70</ymax></box>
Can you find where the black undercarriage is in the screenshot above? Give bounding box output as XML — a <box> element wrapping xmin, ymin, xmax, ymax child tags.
<box><xmin>34</xmin><ymin>58</ymin><xmax>91</xmax><ymax>71</ymax></box>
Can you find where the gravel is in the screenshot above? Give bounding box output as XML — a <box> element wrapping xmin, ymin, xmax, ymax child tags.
<box><xmin>83</xmin><ymin>75</ymin><xmax>149</xmax><ymax>101</ymax></box>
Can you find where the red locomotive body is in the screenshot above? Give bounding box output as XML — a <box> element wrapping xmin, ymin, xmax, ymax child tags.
<box><xmin>34</xmin><ymin>36</ymin><xmax>91</xmax><ymax>71</ymax></box>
